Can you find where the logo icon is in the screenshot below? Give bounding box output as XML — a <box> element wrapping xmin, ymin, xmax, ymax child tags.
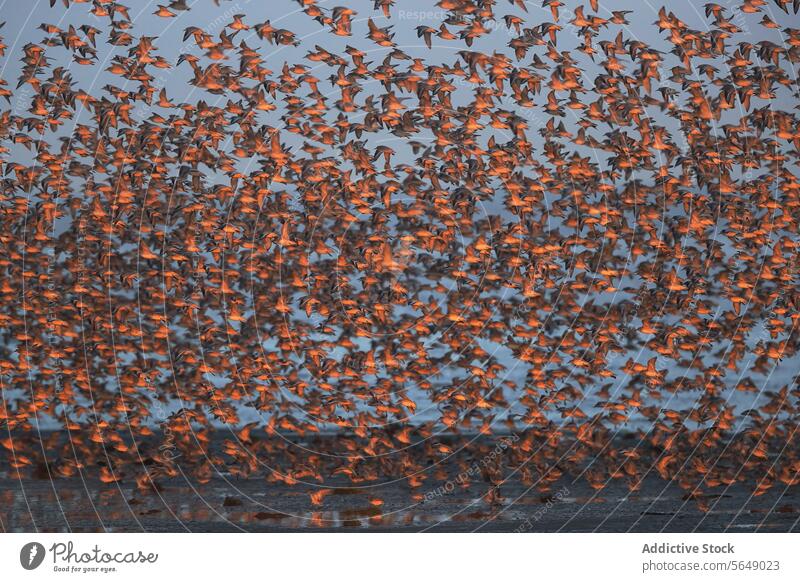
<box><xmin>20</xmin><ymin>542</ymin><xmax>46</xmax><ymax>570</ymax></box>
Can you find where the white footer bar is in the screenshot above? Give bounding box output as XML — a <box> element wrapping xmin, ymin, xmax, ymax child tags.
<box><xmin>1</xmin><ymin>533</ymin><xmax>797</xmax><ymax>581</ymax></box>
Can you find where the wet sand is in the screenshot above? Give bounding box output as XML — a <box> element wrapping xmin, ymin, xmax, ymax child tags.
<box><xmin>2</xmin><ymin>468</ymin><xmax>797</xmax><ymax>532</ymax></box>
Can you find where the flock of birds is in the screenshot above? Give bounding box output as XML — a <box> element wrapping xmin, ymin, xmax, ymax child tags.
<box><xmin>0</xmin><ymin>0</ymin><xmax>799</xmax><ymax>511</ymax></box>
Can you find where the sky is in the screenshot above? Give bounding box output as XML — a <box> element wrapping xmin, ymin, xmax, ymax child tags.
<box><xmin>1</xmin><ymin>0</ymin><xmax>799</xmax><ymax>430</ymax></box>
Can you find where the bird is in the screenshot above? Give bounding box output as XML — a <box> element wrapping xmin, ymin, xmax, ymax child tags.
<box><xmin>0</xmin><ymin>0</ymin><xmax>797</xmax><ymax>521</ymax></box>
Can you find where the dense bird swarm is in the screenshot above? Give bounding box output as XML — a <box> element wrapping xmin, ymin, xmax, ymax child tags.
<box><xmin>1</xmin><ymin>0</ymin><xmax>800</xmax><ymax>509</ymax></box>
